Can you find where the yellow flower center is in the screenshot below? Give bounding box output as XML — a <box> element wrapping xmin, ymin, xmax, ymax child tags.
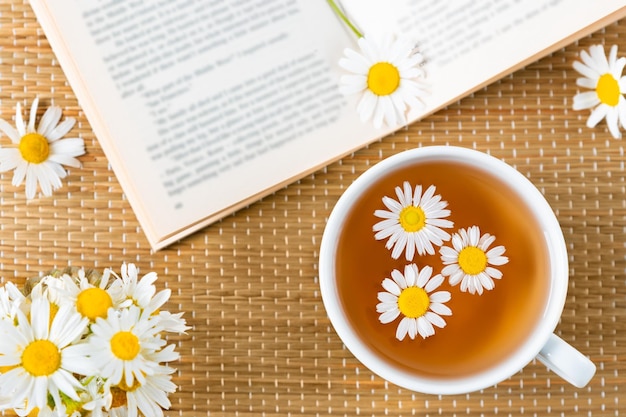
<box><xmin>367</xmin><ymin>62</ymin><xmax>400</xmax><ymax>96</ymax></box>
<box><xmin>76</xmin><ymin>287</ymin><xmax>113</xmax><ymax>320</ymax></box>
<box><xmin>18</xmin><ymin>133</ymin><xmax>50</xmax><ymax>164</ymax></box>
<box><xmin>596</xmin><ymin>73</ymin><xmax>621</xmax><ymax>106</ymax></box>
<box><xmin>458</xmin><ymin>246</ymin><xmax>488</xmax><ymax>275</ymax></box>
<box><xmin>110</xmin><ymin>331</ymin><xmax>140</xmax><ymax>361</ymax></box>
<box><xmin>397</xmin><ymin>286</ymin><xmax>430</xmax><ymax>319</ymax></box>
<box><xmin>22</xmin><ymin>340</ymin><xmax>60</xmax><ymax>376</ymax></box>
<box><xmin>399</xmin><ymin>206</ymin><xmax>426</xmax><ymax>232</ymax></box>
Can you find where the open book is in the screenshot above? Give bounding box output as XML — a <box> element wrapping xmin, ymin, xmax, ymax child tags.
<box><xmin>28</xmin><ymin>0</ymin><xmax>626</xmax><ymax>250</ymax></box>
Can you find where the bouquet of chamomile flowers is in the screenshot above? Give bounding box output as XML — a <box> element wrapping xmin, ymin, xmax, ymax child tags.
<box><xmin>0</xmin><ymin>263</ymin><xmax>189</xmax><ymax>417</ymax></box>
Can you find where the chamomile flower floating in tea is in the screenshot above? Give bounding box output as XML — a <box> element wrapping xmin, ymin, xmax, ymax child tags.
<box><xmin>573</xmin><ymin>44</ymin><xmax>626</xmax><ymax>139</ymax></box>
<box><xmin>0</xmin><ymin>294</ymin><xmax>93</xmax><ymax>415</ymax></box>
<box><xmin>377</xmin><ymin>264</ymin><xmax>452</xmax><ymax>341</ymax></box>
<box><xmin>338</xmin><ymin>35</ymin><xmax>429</xmax><ymax>128</ymax></box>
<box><xmin>0</xmin><ymin>97</ymin><xmax>85</xmax><ymax>199</ymax></box>
<box><xmin>373</xmin><ymin>182</ymin><xmax>453</xmax><ymax>260</ymax></box>
<box><xmin>439</xmin><ymin>226</ymin><xmax>509</xmax><ymax>295</ymax></box>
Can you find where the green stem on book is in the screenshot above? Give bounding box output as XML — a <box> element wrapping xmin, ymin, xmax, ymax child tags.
<box><xmin>327</xmin><ymin>0</ymin><xmax>363</xmax><ymax>38</ymax></box>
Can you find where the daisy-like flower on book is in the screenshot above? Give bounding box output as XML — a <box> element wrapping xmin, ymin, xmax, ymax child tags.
<box><xmin>339</xmin><ymin>34</ymin><xmax>429</xmax><ymax>128</ymax></box>
<box><xmin>0</xmin><ymin>97</ymin><xmax>85</xmax><ymax>199</ymax></box>
<box><xmin>573</xmin><ymin>44</ymin><xmax>626</xmax><ymax>139</ymax></box>
<box><xmin>0</xmin><ymin>294</ymin><xmax>94</xmax><ymax>415</ymax></box>
<box><xmin>373</xmin><ymin>182</ymin><xmax>453</xmax><ymax>260</ymax></box>
<box><xmin>377</xmin><ymin>264</ymin><xmax>452</xmax><ymax>340</ymax></box>
<box><xmin>439</xmin><ymin>225</ymin><xmax>509</xmax><ymax>295</ymax></box>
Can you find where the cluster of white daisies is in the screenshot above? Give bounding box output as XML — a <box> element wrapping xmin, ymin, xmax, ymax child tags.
<box><xmin>0</xmin><ymin>263</ymin><xmax>188</xmax><ymax>417</ymax></box>
<box><xmin>372</xmin><ymin>182</ymin><xmax>509</xmax><ymax>341</ymax></box>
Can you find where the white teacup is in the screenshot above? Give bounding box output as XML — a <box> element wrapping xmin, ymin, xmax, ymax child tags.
<box><xmin>319</xmin><ymin>146</ymin><xmax>595</xmax><ymax>395</ymax></box>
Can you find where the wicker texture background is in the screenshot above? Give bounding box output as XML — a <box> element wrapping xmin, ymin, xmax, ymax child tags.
<box><xmin>1</xmin><ymin>1</ymin><xmax>625</xmax><ymax>416</ymax></box>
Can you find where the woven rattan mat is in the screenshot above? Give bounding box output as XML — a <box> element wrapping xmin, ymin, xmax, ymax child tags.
<box><xmin>1</xmin><ymin>1</ymin><xmax>625</xmax><ymax>416</ymax></box>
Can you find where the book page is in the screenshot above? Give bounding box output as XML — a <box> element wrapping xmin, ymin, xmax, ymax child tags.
<box><xmin>341</xmin><ymin>0</ymin><xmax>626</xmax><ymax>120</ymax></box>
<box><xmin>29</xmin><ymin>0</ymin><xmax>385</xmax><ymax>248</ymax></box>
<box><xmin>28</xmin><ymin>0</ymin><xmax>626</xmax><ymax>249</ymax></box>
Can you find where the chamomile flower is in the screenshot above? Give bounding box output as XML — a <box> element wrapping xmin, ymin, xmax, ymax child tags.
<box><xmin>44</xmin><ymin>268</ymin><xmax>124</xmax><ymax>321</ymax></box>
<box><xmin>115</xmin><ymin>263</ymin><xmax>159</xmax><ymax>310</ymax></box>
<box><xmin>573</xmin><ymin>44</ymin><xmax>626</xmax><ymax>139</ymax></box>
<box><xmin>439</xmin><ymin>226</ymin><xmax>509</xmax><ymax>295</ymax></box>
<box><xmin>0</xmin><ymin>97</ymin><xmax>85</xmax><ymax>199</ymax></box>
<box><xmin>376</xmin><ymin>264</ymin><xmax>452</xmax><ymax>340</ymax></box>
<box><xmin>373</xmin><ymin>182</ymin><xmax>453</xmax><ymax>260</ymax></box>
<box><xmin>88</xmin><ymin>305</ymin><xmax>165</xmax><ymax>389</ymax></box>
<box><xmin>0</xmin><ymin>296</ymin><xmax>93</xmax><ymax>415</ymax></box>
<box><xmin>113</xmin><ymin>263</ymin><xmax>190</xmax><ymax>333</ymax></box>
<box><xmin>339</xmin><ymin>34</ymin><xmax>428</xmax><ymax>128</ymax></box>
<box><xmin>111</xmin><ymin>365</ymin><xmax>177</xmax><ymax>417</ymax></box>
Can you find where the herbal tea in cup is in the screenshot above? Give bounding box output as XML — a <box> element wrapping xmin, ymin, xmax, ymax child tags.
<box><xmin>319</xmin><ymin>146</ymin><xmax>595</xmax><ymax>394</ymax></box>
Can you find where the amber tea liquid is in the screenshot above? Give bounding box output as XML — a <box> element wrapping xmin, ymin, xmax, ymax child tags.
<box><xmin>335</xmin><ymin>159</ymin><xmax>550</xmax><ymax>378</ymax></box>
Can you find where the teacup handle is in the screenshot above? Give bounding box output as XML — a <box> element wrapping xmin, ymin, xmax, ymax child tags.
<box><xmin>536</xmin><ymin>334</ymin><xmax>596</xmax><ymax>388</ymax></box>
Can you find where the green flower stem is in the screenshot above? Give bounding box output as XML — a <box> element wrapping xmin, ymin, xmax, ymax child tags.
<box><xmin>327</xmin><ymin>0</ymin><xmax>363</xmax><ymax>38</ymax></box>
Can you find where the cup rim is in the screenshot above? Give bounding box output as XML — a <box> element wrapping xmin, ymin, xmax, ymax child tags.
<box><xmin>319</xmin><ymin>145</ymin><xmax>569</xmax><ymax>395</ymax></box>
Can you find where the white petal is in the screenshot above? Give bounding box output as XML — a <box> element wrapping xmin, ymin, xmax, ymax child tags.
<box><xmin>416</xmin><ymin>316</ymin><xmax>434</xmax><ymax>338</ymax></box>
<box><xmin>376</xmin><ymin>301</ymin><xmax>397</xmax><ymax>313</ymax></box>
<box><xmin>605</xmin><ymin>107</ymin><xmax>621</xmax><ymax>138</ymax></box>
<box><xmin>573</xmin><ymin>91</ymin><xmax>600</xmax><ymax>110</ymax></box>
<box><xmin>379</xmin><ymin>308</ymin><xmax>400</xmax><ymax>324</ymax></box>
<box><xmin>356</xmin><ymin>91</ymin><xmax>377</xmax><ymax>123</ymax></box>
<box><xmin>27</xmin><ymin>98</ymin><xmax>40</xmax><ymax>132</ymax></box>
<box><xmin>429</xmin><ymin>302</ymin><xmax>452</xmax><ymax>316</ymax></box>
<box><xmin>429</xmin><ymin>291</ymin><xmax>451</xmax><ymax>303</ymax></box>
<box><xmin>404</xmin><ymin>233</ymin><xmax>416</xmax><ymax>261</ymax></box>
<box><xmin>403</xmin><ymin>264</ymin><xmax>418</xmax><ymax>287</ymax></box>
<box><xmin>0</xmin><ymin>119</ymin><xmax>20</xmax><ymax>143</ymax></box>
<box><xmin>395</xmin><ymin>317</ymin><xmax>409</xmax><ymax>341</ymax></box>
<box><xmin>341</xmin><ymin>47</ymin><xmax>371</xmax><ymax>73</ymax></box>
<box><xmin>425</xmin><ymin>311</ymin><xmax>446</xmax><ymax>328</ymax></box>
<box><xmin>478</xmin><ymin>233</ymin><xmax>495</xmax><ymax>250</ymax></box>
<box><xmin>424</xmin><ymin>273</ymin><xmax>444</xmax><ymax>292</ymax></box>
<box><xmin>373</xmin><ymin>209</ymin><xmax>399</xmax><ymax>220</ymax></box>
<box><xmin>372</xmin><ymin>98</ymin><xmax>385</xmax><ymax>128</ymax></box>
<box><xmin>381</xmin><ymin>278</ymin><xmax>401</xmax><ymax>296</ymax></box>
<box><xmin>15</xmin><ymin>102</ymin><xmax>26</xmax><ymax>137</ymax></box>
<box><xmin>485</xmin><ymin>267</ymin><xmax>503</xmax><ymax>279</ymax></box>
<box><xmin>391</xmin><ymin>269</ymin><xmax>407</xmax><ymax>289</ymax></box>
<box><xmin>478</xmin><ymin>272</ymin><xmax>495</xmax><ymax>291</ymax></box>
<box><xmin>415</xmin><ymin>265</ymin><xmax>432</xmax><ymax>288</ymax></box>
<box><xmin>390</xmin><ymin>233</ymin><xmax>407</xmax><ymax>259</ymax></box>
<box><xmin>377</xmin><ymin>291</ymin><xmax>398</xmax><ymax>304</ymax></box>
<box><xmin>587</xmin><ymin>104</ymin><xmax>609</xmax><ymax>128</ymax></box>
<box><xmin>439</xmin><ymin>246</ymin><xmax>459</xmax><ymax>263</ymax></box>
<box><xmin>37</xmin><ymin>106</ymin><xmax>62</xmax><ymax>137</ymax></box>
<box><xmin>576</xmin><ymin>77</ymin><xmax>597</xmax><ymax>89</ymax></box>
<box><xmin>47</xmin><ymin>117</ymin><xmax>76</xmax><ymax>141</ymax></box>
